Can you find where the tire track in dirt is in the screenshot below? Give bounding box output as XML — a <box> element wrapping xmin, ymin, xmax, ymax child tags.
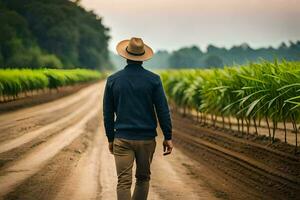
<box><xmin>98</xmin><ymin>128</ymin><xmax>117</xmax><ymax>200</ymax></box>
<box><xmin>0</xmin><ymin>107</ymin><xmax>99</xmax><ymax>197</ymax></box>
<box><xmin>0</xmin><ymin>97</ymin><xmax>87</xmax><ymax>143</ymax></box>
<box><xmin>0</xmin><ymin>83</ymin><xmax>98</xmax><ymax>128</ymax></box>
<box><xmin>0</xmin><ymin>91</ymin><xmax>99</xmax><ymax>154</ymax></box>
<box><xmin>54</xmin><ymin>126</ymin><xmax>102</xmax><ymax>200</ymax></box>
<box><xmin>3</xmin><ymin>113</ymin><xmax>101</xmax><ymax>200</ymax></box>
<box><xmin>0</xmin><ymin>83</ymin><xmax>102</xmax><ymax>145</ymax></box>
<box><xmin>0</xmin><ymin>95</ymin><xmax>99</xmax><ymax>169</ymax></box>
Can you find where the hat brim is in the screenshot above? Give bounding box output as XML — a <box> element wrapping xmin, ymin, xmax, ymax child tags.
<box><xmin>116</xmin><ymin>40</ymin><xmax>154</xmax><ymax>61</ymax></box>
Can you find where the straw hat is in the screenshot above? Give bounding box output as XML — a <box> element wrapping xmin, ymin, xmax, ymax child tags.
<box><xmin>116</xmin><ymin>37</ymin><xmax>153</xmax><ymax>61</ymax></box>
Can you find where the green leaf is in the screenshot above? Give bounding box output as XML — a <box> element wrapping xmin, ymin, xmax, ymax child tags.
<box><xmin>246</xmin><ymin>99</ymin><xmax>261</xmax><ymax>116</ymax></box>
<box><xmin>237</xmin><ymin>74</ymin><xmax>266</xmax><ymax>83</ymax></box>
<box><xmin>278</xmin><ymin>83</ymin><xmax>300</xmax><ymax>91</ymax></box>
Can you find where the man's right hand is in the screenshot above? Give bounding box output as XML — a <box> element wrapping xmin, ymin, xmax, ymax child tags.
<box><xmin>163</xmin><ymin>140</ymin><xmax>173</xmax><ymax>156</ymax></box>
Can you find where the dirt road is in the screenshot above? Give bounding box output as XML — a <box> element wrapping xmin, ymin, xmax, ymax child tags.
<box><xmin>0</xmin><ymin>81</ymin><xmax>217</xmax><ymax>200</ymax></box>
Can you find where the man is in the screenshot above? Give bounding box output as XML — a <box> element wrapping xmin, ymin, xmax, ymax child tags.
<box><xmin>103</xmin><ymin>37</ymin><xmax>173</xmax><ymax>200</ymax></box>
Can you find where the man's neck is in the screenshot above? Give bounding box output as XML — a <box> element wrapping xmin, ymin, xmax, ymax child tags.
<box><xmin>126</xmin><ymin>60</ymin><xmax>143</xmax><ymax>65</ymax></box>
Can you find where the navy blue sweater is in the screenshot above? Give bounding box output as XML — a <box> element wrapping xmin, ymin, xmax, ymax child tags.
<box><xmin>102</xmin><ymin>63</ymin><xmax>172</xmax><ymax>142</ymax></box>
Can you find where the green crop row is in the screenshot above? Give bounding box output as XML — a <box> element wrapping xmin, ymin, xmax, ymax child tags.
<box><xmin>0</xmin><ymin>68</ymin><xmax>105</xmax><ymax>97</ymax></box>
<box><xmin>160</xmin><ymin>61</ymin><xmax>300</xmax><ymax>148</ymax></box>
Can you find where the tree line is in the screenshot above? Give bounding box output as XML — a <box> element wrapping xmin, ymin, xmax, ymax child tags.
<box><xmin>0</xmin><ymin>0</ymin><xmax>112</xmax><ymax>70</ymax></box>
<box><xmin>113</xmin><ymin>41</ymin><xmax>300</xmax><ymax>69</ymax></box>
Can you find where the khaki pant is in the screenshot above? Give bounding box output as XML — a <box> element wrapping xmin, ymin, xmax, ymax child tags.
<box><xmin>113</xmin><ymin>138</ymin><xmax>156</xmax><ymax>200</ymax></box>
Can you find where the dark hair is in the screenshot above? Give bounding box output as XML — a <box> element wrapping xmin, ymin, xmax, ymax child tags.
<box><xmin>127</xmin><ymin>59</ymin><xmax>143</xmax><ymax>65</ymax></box>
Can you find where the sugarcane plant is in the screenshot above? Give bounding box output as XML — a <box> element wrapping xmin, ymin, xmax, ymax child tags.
<box><xmin>160</xmin><ymin>60</ymin><xmax>300</xmax><ymax>152</ymax></box>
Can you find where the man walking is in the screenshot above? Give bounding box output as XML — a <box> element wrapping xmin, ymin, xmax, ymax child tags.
<box><xmin>103</xmin><ymin>37</ymin><xmax>173</xmax><ymax>200</ymax></box>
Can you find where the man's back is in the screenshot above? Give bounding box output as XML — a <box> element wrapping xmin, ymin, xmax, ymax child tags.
<box><xmin>103</xmin><ymin>63</ymin><xmax>172</xmax><ymax>142</ymax></box>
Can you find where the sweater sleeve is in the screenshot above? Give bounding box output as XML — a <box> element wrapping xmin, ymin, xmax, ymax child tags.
<box><xmin>103</xmin><ymin>79</ymin><xmax>115</xmax><ymax>142</ymax></box>
<box><xmin>153</xmin><ymin>77</ymin><xmax>172</xmax><ymax>140</ymax></box>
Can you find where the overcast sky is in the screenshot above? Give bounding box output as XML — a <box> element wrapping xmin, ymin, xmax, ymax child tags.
<box><xmin>80</xmin><ymin>0</ymin><xmax>300</xmax><ymax>52</ymax></box>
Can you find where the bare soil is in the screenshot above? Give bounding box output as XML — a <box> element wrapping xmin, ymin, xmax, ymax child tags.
<box><xmin>172</xmin><ymin>111</ymin><xmax>300</xmax><ymax>200</ymax></box>
<box><xmin>0</xmin><ymin>81</ymin><xmax>218</xmax><ymax>200</ymax></box>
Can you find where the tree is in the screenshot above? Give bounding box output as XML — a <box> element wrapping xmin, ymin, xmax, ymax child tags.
<box><xmin>145</xmin><ymin>50</ymin><xmax>170</xmax><ymax>69</ymax></box>
<box><xmin>0</xmin><ymin>0</ymin><xmax>111</xmax><ymax>70</ymax></box>
<box><xmin>204</xmin><ymin>55</ymin><xmax>223</xmax><ymax>68</ymax></box>
<box><xmin>169</xmin><ymin>46</ymin><xmax>203</xmax><ymax>68</ymax></box>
